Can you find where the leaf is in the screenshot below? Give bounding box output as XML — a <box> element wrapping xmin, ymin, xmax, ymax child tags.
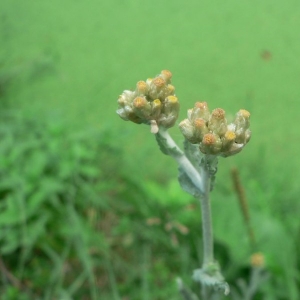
<box><xmin>183</xmin><ymin>140</ymin><xmax>219</xmax><ymax>192</ymax></box>
<box><xmin>183</xmin><ymin>139</ymin><xmax>204</xmax><ymax>174</ymax></box>
<box><xmin>193</xmin><ymin>267</ymin><xmax>230</xmax><ymax>296</ymax></box>
<box><xmin>177</xmin><ymin>140</ymin><xmax>203</xmax><ymax>197</ymax></box>
<box><xmin>22</xmin><ymin>215</ymin><xmax>49</xmax><ymax>253</ymax></box>
<box><xmin>155</xmin><ymin>131</ymin><xmax>182</xmax><ymax>157</ymax></box>
<box><xmin>178</xmin><ymin>167</ymin><xmax>202</xmax><ymax>197</ymax></box>
<box><xmin>0</xmin><ymin>227</ymin><xmax>20</xmax><ymax>254</ymax></box>
<box><xmin>0</xmin><ymin>195</ymin><xmax>23</xmax><ymax>226</ymax></box>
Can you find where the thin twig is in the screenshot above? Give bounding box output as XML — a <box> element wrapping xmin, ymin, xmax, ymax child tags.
<box><xmin>231</xmin><ymin>167</ymin><xmax>256</xmax><ymax>250</ymax></box>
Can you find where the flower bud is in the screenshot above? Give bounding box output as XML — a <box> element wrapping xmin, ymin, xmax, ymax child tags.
<box><xmin>133</xmin><ymin>96</ymin><xmax>152</xmax><ymax>119</ymax></box>
<box><xmin>146</xmin><ymin>78</ymin><xmax>152</xmax><ymax>86</ymax></box>
<box><xmin>160</xmin><ymin>70</ymin><xmax>172</xmax><ymax>83</ymax></box>
<box><xmin>117</xmin><ymin>104</ymin><xmax>143</xmax><ymax>123</ymax></box>
<box><xmin>135</xmin><ymin>80</ymin><xmax>148</xmax><ymax>95</ymax></box>
<box><xmin>166</xmin><ymin>84</ymin><xmax>175</xmax><ymax>95</ymax></box>
<box><xmin>156</xmin><ymin>84</ymin><xmax>176</xmax><ymax>101</ymax></box>
<box><xmin>190</xmin><ymin>102</ymin><xmax>210</xmax><ymax>121</ymax></box>
<box><xmin>193</xmin><ymin>118</ymin><xmax>209</xmax><ymax>142</ymax></box>
<box><xmin>152</xmin><ymin>77</ymin><xmax>165</xmax><ymax>89</ymax></box>
<box><xmin>208</xmin><ymin>108</ymin><xmax>227</xmax><ymax>136</ymax></box>
<box><xmin>245</xmin><ymin>129</ymin><xmax>251</xmax><ymax>143</ymax></box>
<box><xmin>220</xmin><ymin>142</ymin><xmax>244</xmax><ymax>157</ymax></box>
<box><xmin>117</xmin><ymin>91</ymin><xmax>137</xmax><ymax>122</ymax></box>
<box><xmin>159</xmin><ymin>96</ymin><xmax>180</xmax><ymax>128</ymax></box>
<box><xmin>200</xmin><ymin>133</ymin><xmax>222</xmax><ymax>154</ymax></box>
<box><xmin>179</xmin><ymin>119</ymin><xmax>194</xmax><ymax>141</ymax></box>
<box><xmin>163</xmin><ymin>96</ymin><xmax>179</xmax><ymax>115</ymax></box>
<box><xmin>222</xmin><ymin>130</ymin><xmax>236</xmax><ymax>151</ymax></box>
<box><xmin>150</xmin><ymin>99</ymin><xmax>162</xmax><ymax>119</ymax></box>
<box><xmin>235</xmin><ymin>126</ymin><xmax>251</xmax><ymax>144</ymax></box>
<box><xmin>234</xmin><ymin>110</ymin><xmax>251</xmax><ymax>143</ymax></box>
<box><xmin>117</xmin><ymin>90</ymin><xmax>134</xmax><ymax>107</ymax></box>
<box><xmin>148</xmin><ymin>77</ymin><xmax>166</xmax><ymax>100</ymax></box>
<box><xmin>234</xmin><ymin>109</ymin><xmax>250</xmax><ymax>131</ymax></box>
<box><xmin>187</xmin><ymin>109</ymin><xmax>193</xmax><ymax>120</ymax></box>
<box><xmin>250</xmin><ymin>252</ymin><xmax>265</xmax><ymax>268</ymax></box>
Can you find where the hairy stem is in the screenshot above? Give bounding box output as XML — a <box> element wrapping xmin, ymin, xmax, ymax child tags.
<box><xmin>199</xmin><ymin>163</ymin><xmax>214</xmax><ymax>265</ymax></box>
<box><xmin>199</xmin><ymin>158</ymin><xmax>215</xmax><ymax>300</ymax></box>
<box><xmin>156</xmin><ymin>128</ymin><xmax>204</xmax><ymax>193</ymax></box>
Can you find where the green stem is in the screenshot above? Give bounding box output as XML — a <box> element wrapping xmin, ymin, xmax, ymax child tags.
<box><xmin>156</xmin><ymin>128</ymin><xmax>204</xmax><ymax>193</ymax></box>
<box><xmin>199</xmin><ymin>157</ymin><xmax>215</xmax><ymax>300</ymax></box>
<box><xmin>156</xmin><ymin>128</ymin><xmax>214</xmax><ymax>265</ymax></box>
<box><xmin>199</xmin><ymin>163</ymin><xmax>214</xmax><ymax>265</ymax></box>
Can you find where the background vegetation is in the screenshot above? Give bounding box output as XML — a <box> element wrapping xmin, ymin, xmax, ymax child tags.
<box><xmin>1</xmin><ymin>0</ymin><xmax>300</xmax><ymax>299</ymax></box>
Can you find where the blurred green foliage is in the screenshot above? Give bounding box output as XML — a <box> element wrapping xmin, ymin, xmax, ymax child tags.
<box><xmin>0</xmin><ymin>110</ymin><xmax>299</xmax><ymax>299</ymax></box>
<box><xmin>0</xmin><ymin>111</ymin><xmax>116</xmax><ymax>299</ymax></box>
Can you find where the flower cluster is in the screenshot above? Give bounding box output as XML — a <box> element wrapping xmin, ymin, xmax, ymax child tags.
<box><xmin>179</xmin><ymin>102</ymin><xmax>251</xmax><ymax>157</ymax></box>
<box><xmin>116</xmin><ymin>70</ymin><xmax>179</xmax><ymax>132</ymax></box>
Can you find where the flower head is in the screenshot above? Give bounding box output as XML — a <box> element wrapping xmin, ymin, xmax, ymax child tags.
<box><xmin>179</xmin><ymin>102</ymin><xmax>251</xmax><ymax>157</ymax></box>
<box><xmin>116</xmin><ymin>70</ymin><xmax>179</xmax><ymax>130</ymax></box>
<box><xmin>250</xmin><ymin>252</ymin><xmax>265</xmax><ymax>268</ymax></box>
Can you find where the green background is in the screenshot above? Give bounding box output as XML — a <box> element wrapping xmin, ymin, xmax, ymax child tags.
<box><xmin>2</xmin><ymin>0</ymin><xmax>300</xmax><ymax>173</ymax></box>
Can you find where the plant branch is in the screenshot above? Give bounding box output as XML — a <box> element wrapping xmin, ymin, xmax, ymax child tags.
<box><xmin>156</xmin><ymin>127</ymin><xmax>204</xmax><ymax>193</ymax></box>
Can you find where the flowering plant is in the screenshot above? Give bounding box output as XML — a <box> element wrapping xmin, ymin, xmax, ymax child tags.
<box><xmin>117</xmin><ymin>70</ymin><xmax>259</xmax><ymax>299</ymax></box>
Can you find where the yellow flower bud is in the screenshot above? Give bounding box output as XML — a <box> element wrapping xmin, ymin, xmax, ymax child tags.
<box><xmin>164</xmin><ymin>96</ymin><xmax>179</xmax><ymax>114</ymax></box>
<box><xmin>133</xmin><ymin>96</ymin><xmax>152</xmax><ymax>119</ymax></box>
<box><xmin>133</xmin><ymin>96</ymin><xmax>147</xmax><ymax>108</ymax></box>
<box><xmin>224</xmin><ymin>130</ymin><xmax>236</xmax><ymax>141</ymax></box>
<box><xmin>235</xmin><ymin>126</ymin><xmax>251</xmax><ymax>144</ymax></box>
<box><xmin>152</xmin><ymin>77</ymin><xmax>166</xmax><ymax>89</ymax></box>
<box><xmin>222</xmin><ymin>130</ymin><xmax>236</xmax><ymax>151</ymax></box>
<box><xmin>250</xmin><ymin>252</ymin><xmax>265</xmax><ymax>268</ymax></box>
<box><xmin>190</xmin><ymin>101</ymin><xmax>210</xmax><ymax>121</ymax></box>
<box><xmin>159</xmin><ymin>96</ymin><xmax>180</xmax><ymax>128</ymax></box>
<box><xmin>151</xmin><ymin>99</ymin><xmax>162</xmax><ymax>119</ymax></box>
<box><xmin>212</xmin><ymin>108</ymin><xmax>225</xmax><ymax>119</ymax></box>
<box><xmin>179</xmin><ymin>119</ymin><xmax>194</xmax><ymax>142</ymax></box>
<box><xmin>241</xmin><ymin>109</ymin><xmax>250</xmax><ymax>117</ymax></box>
<box><xmin>200</xmin><ymin>133</ymin><xmax>222</xmax><ymax>154</ymax></box>
<box><xmin>148</xmin><ymin>77</ymin><xmax>167</xmax><ymax>100</ymax></box>
<box><xmin>136</xmin><ymin>80</ymin><xmax>148</xmax><ymax>95</ymax></box>
<box><xmin>203</xmin><ymin>133</ymin><xmax>216</xmax><ymax>145</ymax></box>
<box><xmin>160</xmin><ymin>70</ymin><xmax>172</xmax><ymax>83</ymax></box>
<box><xmin>234</xmin><ymin>109</ymin><xmax>250</xmax><ymax>131</ymax></box>
<box><xmin>193</xmin><ymin>118</ymin><xmax>209</xmax><ymax>141</ymax></box>
<box><xmin>208</xmin><ymin>108</ymin><xmax>227</xmax><ymax>136</ymax></box>
<box><xmin>117</xmin><ymin>90</ymin><xmax>134</xmax><ymax>106</ymax></box>
<box><xmin>159</xmin><ymin>84</ymin><xmax>176</xmax><ymax>99</ymax></box>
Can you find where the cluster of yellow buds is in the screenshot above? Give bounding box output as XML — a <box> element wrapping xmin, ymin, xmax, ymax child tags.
<box><xmin>117</xmin><ymin>70</ymin><xmax>180</xmax><ymax>132</ymax></box>
<box><xmin>179</xmin><ymin>102</ymin><xmax>251</xmax><ymax>157</ymax></box>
